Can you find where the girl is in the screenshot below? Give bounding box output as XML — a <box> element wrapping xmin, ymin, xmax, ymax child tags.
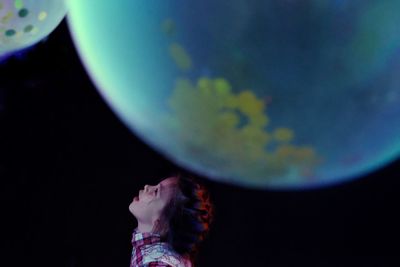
<box><xmin>128</xmin><ymin>174</ymin><xmax>214</xmax><ymax>267</ymax></box>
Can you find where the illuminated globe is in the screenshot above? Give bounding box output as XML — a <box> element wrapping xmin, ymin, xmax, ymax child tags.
<box><xmin>0</xmin><ymin>0</ymin><xmax>67</xmax><ymax>55</ymax></box>
<box><xmin>67</xmin><ymin>0</ymin><xmax>400</xmax><ymax>189</ymax></box>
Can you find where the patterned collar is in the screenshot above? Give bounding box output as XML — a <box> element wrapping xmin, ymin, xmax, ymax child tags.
<box><xmin>131</xmin><ymin>228</ymin><xmax>162</xmax><ymax>248</ymax></box>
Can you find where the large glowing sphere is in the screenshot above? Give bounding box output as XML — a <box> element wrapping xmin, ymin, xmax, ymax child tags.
<box><xmin>0</xmin><ymin>0</ymin><xmax>67</xmax><ymax>55</ymax></box>
<box><xmin>67</xmin><ymin>0</ymin><xmax>400</xmax><ymax>189</ymax></box>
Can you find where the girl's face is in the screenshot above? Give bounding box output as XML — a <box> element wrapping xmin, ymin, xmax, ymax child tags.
<box><xmin>129</xmin><ymin>177</ymin><xmax>178</xmax><ymax>227</ymax></box>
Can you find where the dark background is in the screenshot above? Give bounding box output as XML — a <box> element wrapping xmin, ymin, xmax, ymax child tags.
<box><xmin>1</xmin><ymin>20</ymin><xmax>399</xmax><ymax>267</ymax></box>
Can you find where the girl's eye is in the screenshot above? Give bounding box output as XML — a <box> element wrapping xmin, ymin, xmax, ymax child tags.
<box><xmin>156</xmin><ymin>187</ymin><xmax>161</xmax><ymax>196</ymax></box>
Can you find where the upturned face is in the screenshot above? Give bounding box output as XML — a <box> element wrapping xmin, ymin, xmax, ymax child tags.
<box><xmin>129</xmin><ymin>177</ymin><xmax>178</xmax><ymax>227</ymax></box>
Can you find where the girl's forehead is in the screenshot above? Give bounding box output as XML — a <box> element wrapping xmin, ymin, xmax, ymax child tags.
<box><xmin>160</xmin><ymin>177</ymin><xmax>178</xmax><ymax>187</ymax></box>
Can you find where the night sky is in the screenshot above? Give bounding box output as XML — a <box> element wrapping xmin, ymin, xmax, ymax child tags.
<box><xmin>2</xmin><ymin>20</ymin><xmax>400</xmax><ymax>267</ymax></box>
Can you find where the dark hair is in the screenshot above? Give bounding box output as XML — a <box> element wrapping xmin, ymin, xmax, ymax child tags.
<box><xmin>154</xmin><ymin>174</ymin><xmax>214</xmax><ymax>264</ymax></box>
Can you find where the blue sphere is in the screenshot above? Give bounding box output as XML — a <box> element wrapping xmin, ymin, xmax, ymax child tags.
<box><xmin>67</xmin><ymin>0</ymin><xmax>400</xmax><ymax>189</ymax></box>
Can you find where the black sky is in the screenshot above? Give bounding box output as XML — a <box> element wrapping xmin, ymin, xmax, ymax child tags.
<box><xmin>1</xmin><ymin>20</ymin><xmax>400</xmax><ymax>267</ymax></box>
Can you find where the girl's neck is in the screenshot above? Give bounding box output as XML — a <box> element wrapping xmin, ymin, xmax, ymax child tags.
<box><xmin>137</xmin><ymin>222</ymin><xmax>155</xmax><ymax>233</ymax></box>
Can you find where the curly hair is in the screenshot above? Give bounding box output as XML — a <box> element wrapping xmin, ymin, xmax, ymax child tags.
<box><xmin>153</xmin><ymin>173</ymin><xmax>215</xmax><ymax>264</ymax></box>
